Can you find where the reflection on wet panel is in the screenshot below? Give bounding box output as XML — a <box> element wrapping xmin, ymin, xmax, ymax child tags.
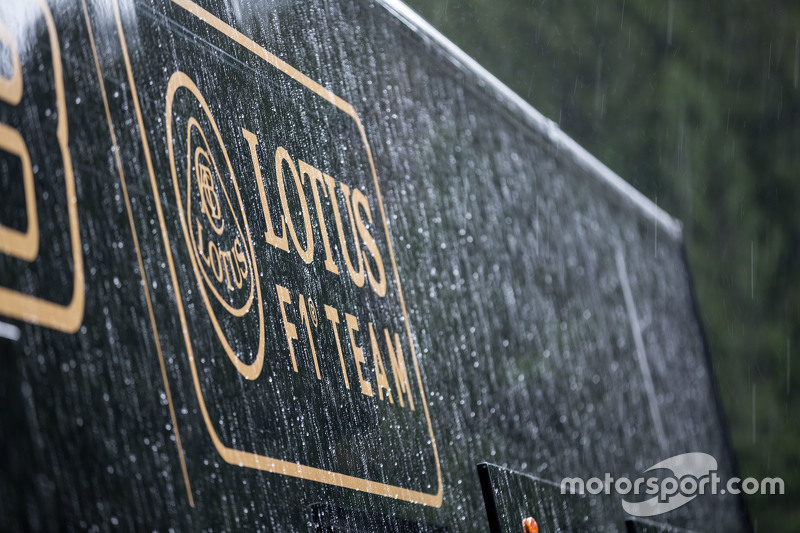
<box><xmin>0</xmin><ymin>0</ymin><xmax>747</xmax><ymax>531</ymax></box>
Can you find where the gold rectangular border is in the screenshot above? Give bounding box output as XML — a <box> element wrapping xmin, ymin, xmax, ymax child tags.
<box><xmin>113</xmin><ymin>0</ymin><xmax>442</xmax><ymax>507</ymax></box>
<box><xmin>81</xmin><ymin>0</ymin><xmax>193</xmax><ymax>506</ymax></box>
<box><xmin>0</xmin><ymin>0</ymin><xmax>84</xmax><ymax>334</ymax></box>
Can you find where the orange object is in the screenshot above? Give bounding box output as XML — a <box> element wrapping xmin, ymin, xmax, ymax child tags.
<box><xmin>522</xmin><ymin>516</ymin><xmax>539</xmax><ymax>533</ymax></box>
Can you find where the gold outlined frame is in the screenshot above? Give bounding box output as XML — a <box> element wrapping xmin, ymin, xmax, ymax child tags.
<box><xmin>112</xmin><ymin>0</ymin><xmax>443</xmax><ymax>507</ymax></box>
<box><xmin>0</xmin><ymin>0</ymin><xmax>84</xmax><ymax>333</ymax></box>
<box><xmin>80</xmin><ymin>0</ymin><xmax>194</xmax><ymax>506</ymax></box>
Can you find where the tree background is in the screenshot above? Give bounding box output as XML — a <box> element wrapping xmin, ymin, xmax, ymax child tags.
<box><xmin>402</xmin><ymin>0</ymin><xmax>799</xmax><ymax>530</ymax></box>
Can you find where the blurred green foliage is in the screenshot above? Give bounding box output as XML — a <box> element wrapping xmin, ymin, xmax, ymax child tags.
<box><xmin>403</xmin><ymin>0</ymin><xmax>799</xmax><ymax>530</ymax></box>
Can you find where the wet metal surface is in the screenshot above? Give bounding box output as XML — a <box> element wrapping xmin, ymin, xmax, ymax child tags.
<box><xmin>0</xmin><ymin>0</ymin><xmax>746</xmax><ymax>530</ymax></box>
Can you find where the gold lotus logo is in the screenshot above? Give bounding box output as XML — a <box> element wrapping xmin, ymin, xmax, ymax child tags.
<box><xmin>186</xmin><ymin>119</ymin><xmax>250</xmax><ymax>314</ymax></box>
<box><xmin>166</xmin><ymin>72</ymin><xmax>264</xmax><ymax>380</ymax></box>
